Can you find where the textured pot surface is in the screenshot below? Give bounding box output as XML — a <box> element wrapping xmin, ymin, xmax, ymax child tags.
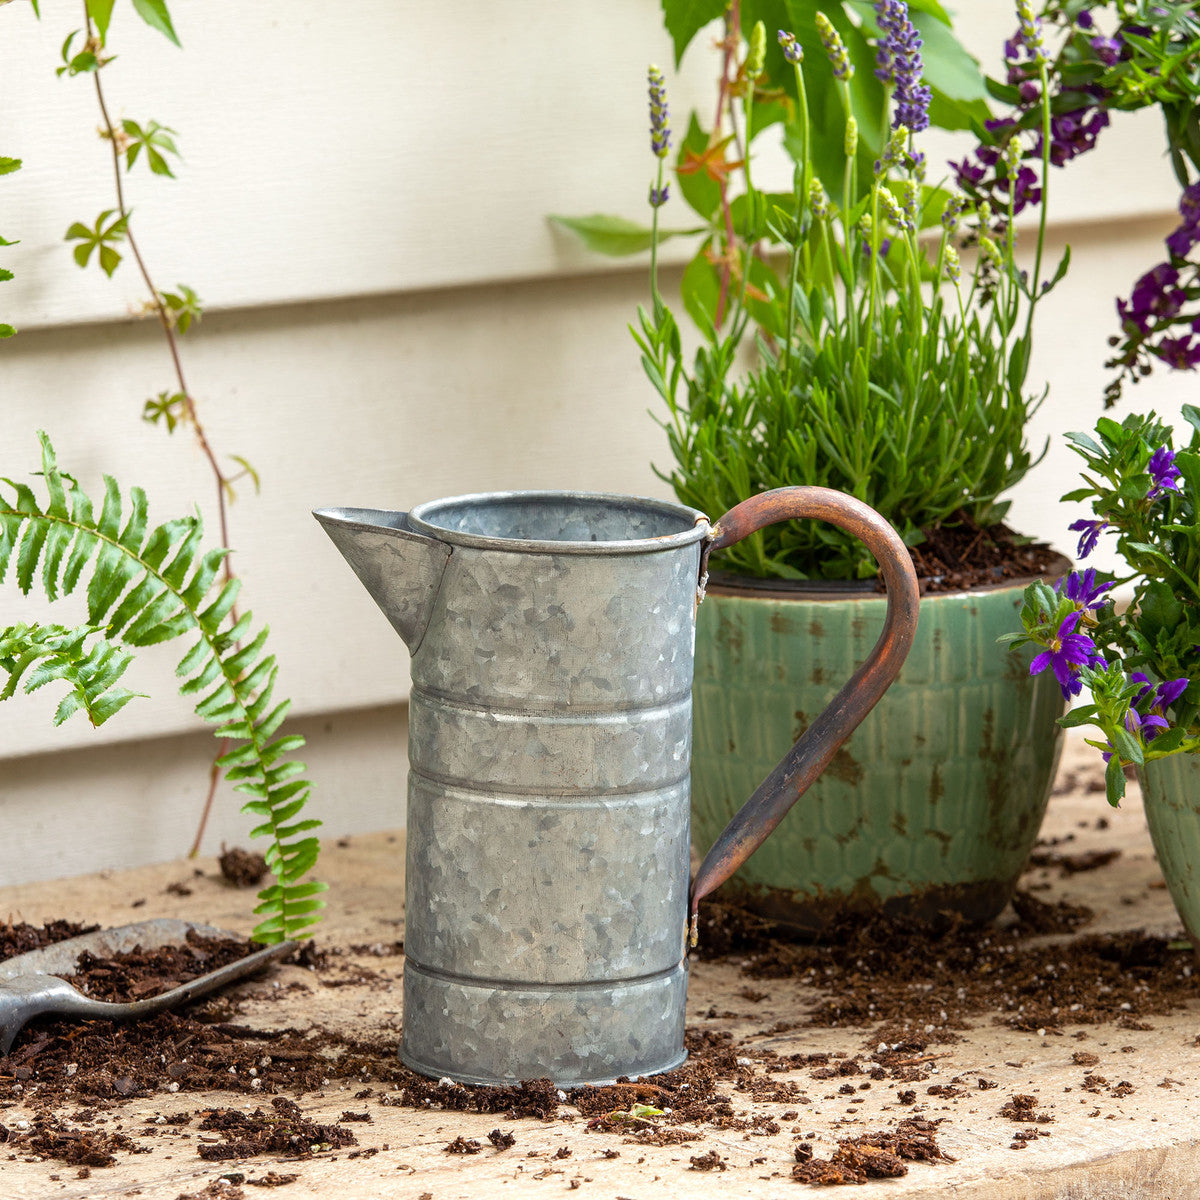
<box><xmin>690</xmin><ymin>574</ymin><xmax>1066</xmax><ymax>933</ymax></box>
<box><xmin>1139</xmin><ymin>754</ymin><xmax>1200</xmax><ymax>955</ymax></box>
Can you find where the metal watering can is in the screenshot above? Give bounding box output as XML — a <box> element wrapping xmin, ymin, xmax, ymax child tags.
<box><xmin>314</xmin><ymin>487</ymin><xmax>919</xmax><ymax>1087</ymax></box>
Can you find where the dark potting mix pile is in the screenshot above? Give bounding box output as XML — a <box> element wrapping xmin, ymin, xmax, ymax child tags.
<box><xmin>905</xmin><ymin>514</ymin><xmax>1063</xmax><ymax>593</ymax></box>
<box><xmin>1</xmin><ymin>882</ymin><xmax>1197</xmax><ymax>1187</ymax></box>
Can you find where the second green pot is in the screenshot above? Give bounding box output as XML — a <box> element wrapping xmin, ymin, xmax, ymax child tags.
<box><xmin>1139</xmin><ymin>753</ymin><xmax>1200</xmax><ymax>955</ymax></box>
<box><xmin>691</xmin><ymin>571</ymin><xmax>1066</xmax><ymax>933</ymax></box>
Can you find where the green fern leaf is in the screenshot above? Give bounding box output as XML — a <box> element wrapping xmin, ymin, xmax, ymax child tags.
<box><xmin>0</xmin><ymin>622</ymin><xmax>142</xmax><ymax>727</ymax></box>
<box><xmin>1</xmin><ymin>433</ymin><xmax>324</xmax><ymax>943</ymax></box>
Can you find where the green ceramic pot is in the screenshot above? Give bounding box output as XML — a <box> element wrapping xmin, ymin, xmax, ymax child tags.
<box><xmin>690</xmin><ymin>565</ymin><xmax>1068</xmax><ymax>934</ymax></box>
<box><xmin>1139</xmin><ymin>754</ymin><xmax>1200</xmax><ymax>953</ymax></box>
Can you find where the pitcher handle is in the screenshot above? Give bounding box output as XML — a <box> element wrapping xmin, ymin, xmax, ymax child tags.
<box><xmin>689</xmin><ymin>486</ymin><xmax>920</xmax><ymax>943</ymax></box>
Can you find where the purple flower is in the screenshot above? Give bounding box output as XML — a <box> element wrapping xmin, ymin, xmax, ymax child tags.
<box><xmin>996</xmin><ymin>163</ymin><xmax>1042</xmax><ymax>215</ymax></box>
<box><xmin>1155</xmin><ymin>336</ymin><xmax>1200</xmax><ymax>370</ymax></box>
<box><xmin>1091</xmin><ymin>35</ymin><xmax>1122</xmax><ymax>65</ymax></box>
<box><xmin>815</xmin><ymin>12</ymin><xmax>854</xmax><ymax>81</ymax></box>
<box><xmin>1029</xmin><ymin>610</ymin><xmax>1101</xmax><ymax>699</ymax></box>
<box><xmin>1126</xmin><ymin>706</ymin><xmax>1170</xmax><ymax>741</ymax></box>
<box><xmin>1156</xmin><ymin>677</ymin><xmax>1190</xmax><ymax>710</ymax></box>
<box><xmin>1076</xmin><ymin>11</ymin><xmax>1094</xmax><ymax>30</ymax></box>
<box><xmin>648</xmin><ymin>183</ymin><xmax>670</xmax><ymax>208</ymax></box>
<box><xmin>1042</xmin><ymin>107</ymin><xmax>1110</xmax><ymax>167</ymax></box>
<box><xmin>951</xmin><ymin>156</ymin><xmax>986</xmax><ymax>189</ymax></box>
<box><xmin>648</xmin><ymin>66</ymin><xmax>670</xmax><ymax>159</ymax></box>
<box><xmin>1068</xmin><ymin>517</ymin><xmax>1108</xmax><ymax>559</ymax></box>
<box><xmin>1146</xmin><ymin>445</ymin><xmax>1182</xmax><ymax>500</ymax></box>
<box><xmin>778</xmin><ymin>29</ymin><xmax>803</xmax><ymax>65</ymax></box>
<box><xmin>1164</xmin><ymin>182</ymin><xmax>1200</xmax><ymax>258</ymax></box>
<box><xmin>1118</xmin><ymin>263</ymin><xmax>1185</xmax><ymax>334</ymax></box>
<box><xmin>1055</xmin><ymin>567</ymin><xmax>1110</xmax><ymax>611</ymax></box>
<box><xmin>874</xmin><ymin>0</ymin><xmax>932</xmax><ymax>133</ymax></box>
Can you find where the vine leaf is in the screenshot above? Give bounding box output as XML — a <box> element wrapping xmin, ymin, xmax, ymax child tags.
<box><xmin>65</xmin><ymin>209</ymin><xmax>129</xmax><ymax>277</ymax></box>
<box><xmin>0</xmin><ymin>433</ymin><xmax>325</xmax><ymax>942</ymax></box>
<box><xmin>131</xmin><ymin>0</ymin><xmax>180</xmax><ymax>46</ymax></box>
<box><xmin>122</xmin><ymin>119</ymin><xmax>180</xmax><ymax>177</ymax></box>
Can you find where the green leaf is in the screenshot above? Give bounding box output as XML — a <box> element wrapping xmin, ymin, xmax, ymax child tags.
<box><xmin>661</xmin><ymin>0</ymin><xmax>727</xmax><ymax>66</ymax></box>
<box><xmin>911</xmin><ymin>12</ymin><xmax>987</xmax><ymax>102</ymax></box>
<box><xmin>0</xmin><ymin>325</ymin><xmax>15</xmax><ymax>339</ymax></box>
<box><xmin>549</xmin><ymin>213</ymin><xmax>702</xmax><ymax>257</ymax></box>
<box><xmin>86</xmin><ymin>0</ymin><xmax>115</xmax><ymax>41</ymax></box>
<box><xmin>679</xmin><ymin>242</ymin><xmax>721</xmax><ymax>332</ymax></box>
<box><xmin>130</xmin><ymin>0</ymin><xmax>180</xmax><ymax>45</ymax></box>
<box><xmin>676</xmin><ymin>113</ymin><xmax>721</xmax><ymax>221</ymax></box>
<box><xmin>1105</xmin><ymin>753</ymin><xmax>1127</xmax><ymax>806</ymax></box>
<box><xmin>0</xmin><ymin>434</ymin><xmax>321</xmax><ymax>941</ymax></box>
<box><xmin>0</xmin><ymin>158</ymin><xmax>22</xmax><ymax>176</ymax></box>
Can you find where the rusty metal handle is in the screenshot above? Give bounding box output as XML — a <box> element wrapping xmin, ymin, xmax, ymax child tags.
<box><xmin>689</xmin><ymin>486</ymin><xmax>920</xmax><ymax>942</ymax></box>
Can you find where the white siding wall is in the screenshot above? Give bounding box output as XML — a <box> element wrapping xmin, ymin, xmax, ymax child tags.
<box><xmin>1</xmin><ymin>1</ymin><xmax>1194</xmax><ymax>883</ymax></box>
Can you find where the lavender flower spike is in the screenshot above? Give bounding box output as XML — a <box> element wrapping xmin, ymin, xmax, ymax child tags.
<box><xmin>1015</xmin><ymin>0</ymin><xmax>1046</xmax><ymax>64</ymax></box>
<box><xmin>874</xmin><ymin>0</ymin><xmax>932</xmax><ymax>133</ymax></box>
<box><xmin>648</xmin><ymin>65</ymin><xmax>671</xmax><ymax>159</ymax></box>
<box><xmin>1146</xmin><ymin>445</ymin><xmax>1181</xmax><ymax>501</ymax></box>
<box><xmin>778</xmin><ymin>30</ymin><xmax>803</xmax><ymax>65</ymax></box>
<box><xmin>815</xmin><ymin>12</ymin><xmax>854</xmax><ymax>81</ymax></box>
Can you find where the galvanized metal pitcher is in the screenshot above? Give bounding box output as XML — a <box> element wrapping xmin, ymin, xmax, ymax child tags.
<box><xmin>314</xmin><ymin>487</ymin><xmax>919</xmax><ymax>1087</ymax></box>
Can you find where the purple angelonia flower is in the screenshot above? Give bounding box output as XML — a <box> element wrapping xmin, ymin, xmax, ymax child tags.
<box><xmin>874</xmin><ymin>0</ymin><xmax>932</xmax><ymax>133</ymax></box>
<box><xmin>1156</xmin><ymin>336</ymin><xmax>1200</xmax><ymax>370</ymax></box>
<box><xmin>1117</xmin><ymin>263</ymin><xmax>1185</xmax><ymax>335</ymax></box>
<box><xmin>1055</xmin><ymin>567</ymin><xmax>1111</xmax><ymax>611</ymax></box>
<box><xmin>1164</xmin><ymin>185</ymin><xmax>1200</xmax><ymax>258</ymax></box>
<box><xmin>1091</xmin><ymin>35</ymin><xmax>1122</xmax><ymax>65</ymax></box>
<box><xmin>1029</xmin><ymin>610</ymin><xmax>1101</xmax><ymax>700</ymax></box>
<box><xmin>1146</xmin><ymin>445</ymin><xmax>1182</xmax><ymax>500</ymax></box>
<box><xmin>1068</xmin><ymin>517</ymin><xmax>1108</xmax><ymax>559</ymax></box>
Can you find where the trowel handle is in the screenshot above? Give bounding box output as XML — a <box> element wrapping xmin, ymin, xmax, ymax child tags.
<box><xmin>689</xmin><ymin>486</ymin><xmax>920</xmax><ymax>939</ymax></box>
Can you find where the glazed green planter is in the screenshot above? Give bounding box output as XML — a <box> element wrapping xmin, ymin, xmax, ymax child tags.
<box><xmin>690</xmin><ymin>570</ymin><xmax>1067</xmax><ymax>933</ymax></box>
<box><xmin>1139</xmin><ymin>754</ymin><xmax>1200</xmax><ymax>954</ymax></box>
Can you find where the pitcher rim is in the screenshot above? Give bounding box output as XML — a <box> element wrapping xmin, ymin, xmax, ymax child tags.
<box><xmin>408</xmin><ymin>489</ymin><xmax>711</xmax><ymax>555</ymax></box>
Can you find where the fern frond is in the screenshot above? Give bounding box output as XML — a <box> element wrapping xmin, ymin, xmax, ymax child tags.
<box><xmin>0</xmin><ymin>622</ymin><xmax>141</xmax><ymax>726</ymax></box>
<box><xmin>0</xmin><ymin>433</ymin><xmax>325</xmax><ymax>942</ymax></box>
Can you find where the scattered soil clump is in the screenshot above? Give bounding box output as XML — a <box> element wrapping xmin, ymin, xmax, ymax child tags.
<box><xmin>792</xmin><ymin>1118</ymin><xmax>953</xmax><ymax>1185</ymax></box>
<box><xmin>196</xmin><ymin>1097</ymin><xmax>356</xmax><ymax>1161</ymax></box>
<box><xmin>218</xmin><ymin>847</ymin><xmax>268</xmax><ymax>888</ymax></box>
<box><xmin>0</xmin><ymin>1112</ymin><xmax>141</xmax><ymax>1167</ymax></box>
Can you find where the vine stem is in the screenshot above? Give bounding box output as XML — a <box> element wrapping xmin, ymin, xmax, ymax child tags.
<box><xmin>84</xmin><ymin>7</ymin><xmax>233</xmax><ymax>856</ymax></box>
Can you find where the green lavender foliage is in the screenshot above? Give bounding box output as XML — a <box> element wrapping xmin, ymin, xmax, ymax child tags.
<box><xmin>0</xmin><ymin>433</ymin><xmax>325</xmax><ymax>943</ymax></box>
<box><xmin>652</xmin><ymin>283</ymin><xmax>1039</xmax><ymax>578</ymax></box>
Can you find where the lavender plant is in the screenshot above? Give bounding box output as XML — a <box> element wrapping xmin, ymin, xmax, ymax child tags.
<box><xmin>952</xmin><ymin>1</ymin><xmax>1200</xmax><ymax>404</ymax></box>
<box><xmin>553</xmin><ymin>0</ymin><xmax>990</xmax><ymax>332</ymax></box>
<box><xmin>631</xmin><ymin>3</ymin><xmax>1065</xmax><ymax>580</ymax></box>
<box><xmin>1005</xmin><ymin>408</ymin><xmax>1200</xmax><ymax>805</ymax></box>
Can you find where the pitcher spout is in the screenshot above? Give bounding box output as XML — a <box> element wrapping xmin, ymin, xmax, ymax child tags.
<box><xmin>313</xmin><ymin>507</ymin><xmax>451</xmax><ymax>654</ymax></box>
